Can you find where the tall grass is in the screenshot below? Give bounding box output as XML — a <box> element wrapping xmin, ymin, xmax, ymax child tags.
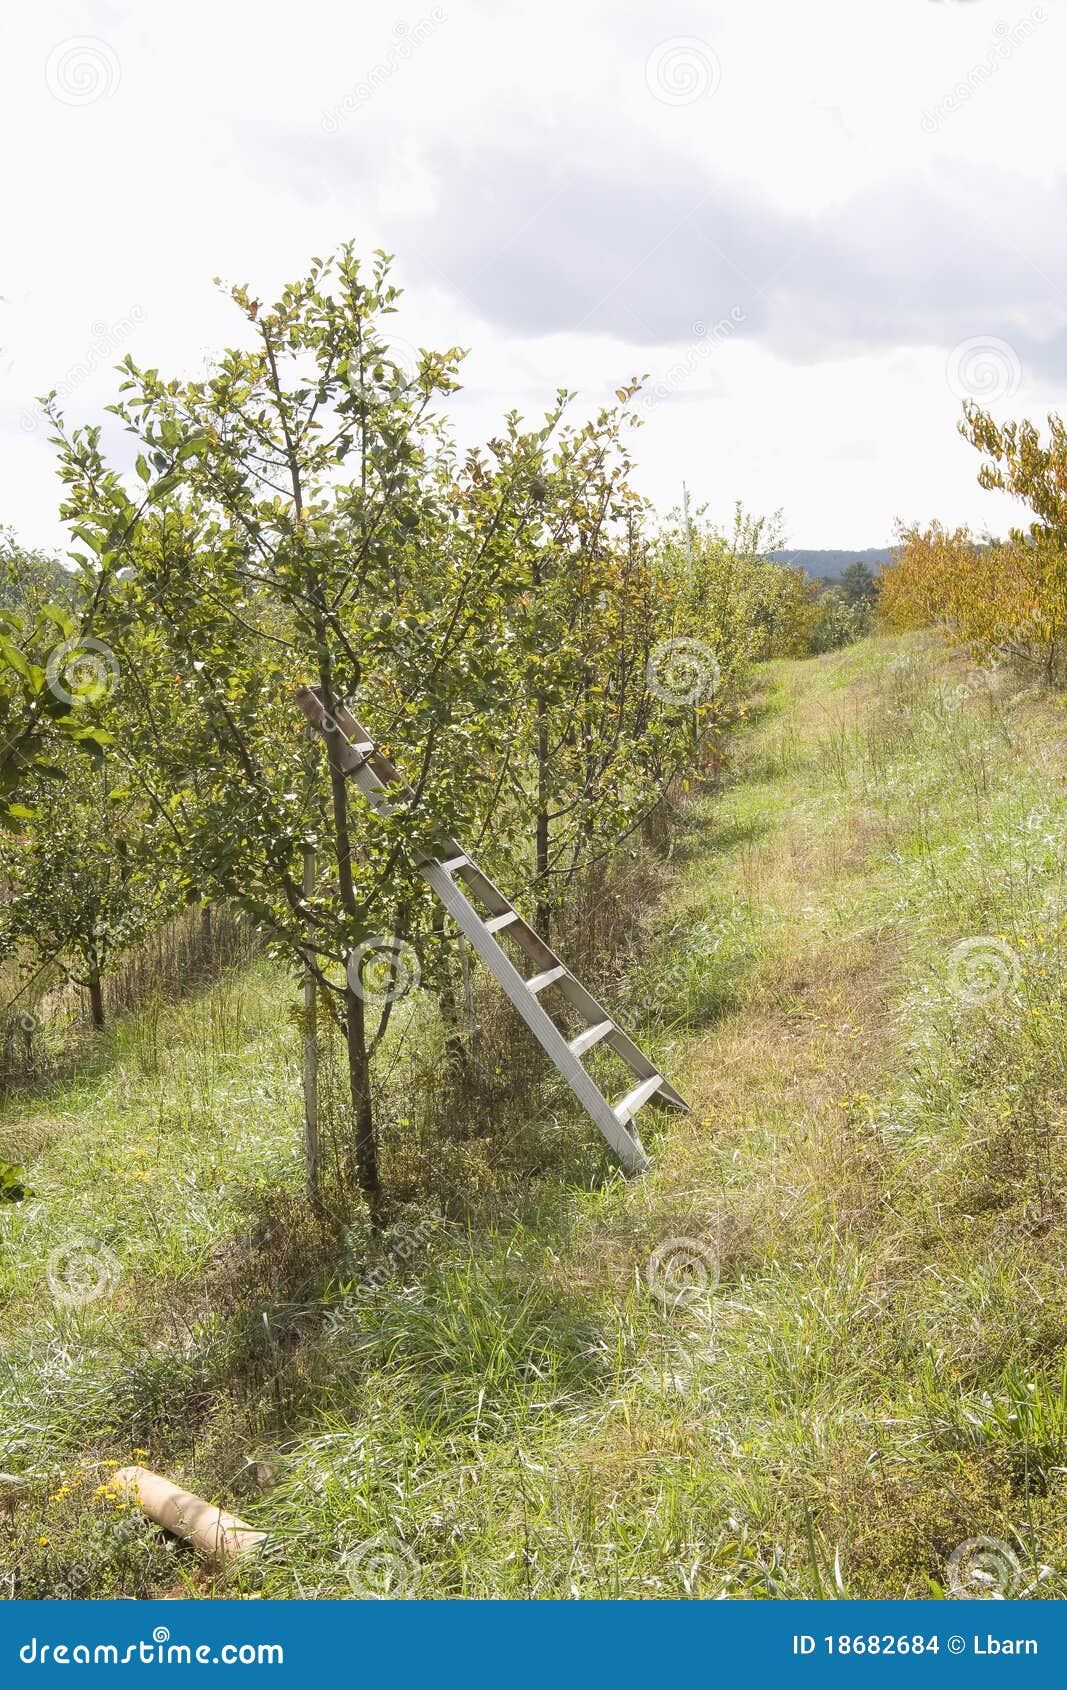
<box><xmin>1</xmin><ymin>904</ymin><xmax>258</xmax><ymax>1095</ymax></box>
<box><xmin>5</xmin><ymin>633</ymin><xmax>1067</xmax><ymax>1599</ymax></box>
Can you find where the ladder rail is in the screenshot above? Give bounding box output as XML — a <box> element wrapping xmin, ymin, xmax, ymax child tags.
<box><xmin>421</xmin><ymin>859</ymin><xmax>649</xmax><ymax>1173</ymax></box>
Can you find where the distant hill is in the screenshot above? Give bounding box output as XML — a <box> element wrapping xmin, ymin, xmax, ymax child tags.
<box><xmin>768</xmin><ymin>548</ymin><xmax>893</xmax><ymax>581</ymax></box>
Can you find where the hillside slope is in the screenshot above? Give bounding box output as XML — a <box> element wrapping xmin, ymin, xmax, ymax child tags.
<box><xmin>4</xmin><ymin>632</ymin><xmax>1067</xmax><ymax>1599</ymax></box>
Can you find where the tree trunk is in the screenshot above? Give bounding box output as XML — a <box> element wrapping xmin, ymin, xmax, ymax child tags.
<box><xmin>301</xmin><ymin>847</ymin><xmax>321</xmax><ymax>1212</ymax></box>
<box><xmin>534</xmin><ymin>698</ymin><xmax>551</xmax><ymax>938</ymax></box>
<box><xmin>318</xmin><ymin>663</ymin><xmax>382</xmax><ymax>1200</ymax></box>
<box><xmin>88</xmin><ymin>975</ymin><xmax>105</xmax><ymax>1030</ymax></box>
<box><xmin>459</xmin><ymin>936</ymin><xmax>480</xmax><ymax>1064</ymax></box>
<box><xmin>432</xmin><ymin>907</ymin><xmax>468</xmax><ymax>1071</ymax></box>
<box><xmin>344</xmin><ymin>984</ymin><xmax>379</xmax><ymax>1200</ymax></box>
<box><xmin>532</xmin><ymin>548</ymin><xmax>552</xmax><ymax>940</ymax></box>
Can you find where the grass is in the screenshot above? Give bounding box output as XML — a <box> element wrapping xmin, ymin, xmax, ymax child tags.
<box><xmin>5</xmin><ymin>629</ymin><xmax>1067</xmax><ymax>1598</ymax></box>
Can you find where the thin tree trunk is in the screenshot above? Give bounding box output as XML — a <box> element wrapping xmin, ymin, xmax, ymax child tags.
<box><xmin>535</xmin><ymin>699</ymin><xmax>551</xmax><ymax>938</ymax></box>
<box><xmin>432</xmin><ymin>906</ymin><xmax>467</xmax><ymax>1070</ymax></box>
<box><xmin>301</xmin><ymin>846</ymin><xmax>321</xmax><ymax>1211</ymax></box>
<box><xmin>319</xmin><ymin>666</ymin><xmax>382</xmax><ymax>1198</ymax></box>
<box><xmin>460</xmin><ymin>936</ymin><xmax>479</xmax><ymax>1064</ymax></box>
<box><xmin>344</xmin><ymin>984</ymin><xmax>379</xmax><ymax>1199</ymax></box>
<box><xmin>88</xmin><ymin>975</ymin><xmax>105</xmax><ymax>1030</ymax></box>
<box><xmin>532</xmin><ymin>548</ymin><xmax>552</xmax><ymax>940</ymax></box>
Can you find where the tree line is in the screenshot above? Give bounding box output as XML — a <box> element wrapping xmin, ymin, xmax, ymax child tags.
<box><xmin>0</xmin><ymin>242</ymin><xmax>859</xmax><ymax>1205</ymax></box>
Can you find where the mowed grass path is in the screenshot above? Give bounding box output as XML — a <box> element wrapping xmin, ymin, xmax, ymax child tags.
<box><xmin>5</xmin><ymin>632</ymin><xmax>1067</xmax><ymax>1598</ymax></box>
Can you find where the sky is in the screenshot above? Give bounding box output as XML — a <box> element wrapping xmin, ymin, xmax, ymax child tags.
<box><xmin>1</xmin><ymin>0</ymin><xmax>1065</xmax><ymax>551</ymax></box>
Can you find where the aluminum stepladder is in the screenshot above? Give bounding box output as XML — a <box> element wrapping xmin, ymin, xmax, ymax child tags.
<box><xmin>295</xmin><ymin>687</ymin><xmax>689</xmax><ymax>1174</ymax></box>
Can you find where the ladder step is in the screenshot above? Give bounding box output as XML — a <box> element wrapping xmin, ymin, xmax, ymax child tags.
<box><xmin>614</xmin><ymin>1074</ymin><xmax>665</xmax><ymax>1126</ymax></box>
<box><xmin>526</xmin><ymin>965</ymin><xmax>566</xmax><ymax>994</ymax></box>
<box><xmin>437</xmin><ymin>854</ymin><xmax>469</xmax><ymax>875</ymax></box>
<box><xmin>485</xmin><ymin>910</ymin><xmax>520</xmax><ymax>935</ymax></box>
<box><xmin>569</xmin><ymin>1019</ymin><xmax>614</xmax><ymax>1058</ymax></box>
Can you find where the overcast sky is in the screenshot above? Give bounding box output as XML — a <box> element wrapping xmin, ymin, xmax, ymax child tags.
<box><xmin>2</xmin><ymin>0</ymin><xmax>1065</xmax><ymax>549</ymax></box>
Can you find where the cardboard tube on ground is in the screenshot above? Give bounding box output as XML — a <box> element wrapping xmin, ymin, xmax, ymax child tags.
<box><xmin>113</xmin><ymin>1467</ymin><xmax>266</xmax><ymax>1569</ymax></box>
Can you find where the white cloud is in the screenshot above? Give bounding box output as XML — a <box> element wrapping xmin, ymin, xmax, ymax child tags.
<box><xmin>2</xmin><ymin>0</ymin><xmax>1065</xmax><ymax>549</ymax></box>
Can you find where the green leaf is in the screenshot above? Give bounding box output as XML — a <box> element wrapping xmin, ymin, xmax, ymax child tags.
<box><xmin>0</xmin><ymin>1162</ymin><xmax>29</xmax><ymax>1203</ymax></box>
<box><xmin>0</xmin><ymin>636</ymin><xmax>33</xmax><ymax>683</ymax></box>
<box><xmin>39</xmin><ymin>603</ymin><xmax>76</xmax><ymax>638</ymax></box>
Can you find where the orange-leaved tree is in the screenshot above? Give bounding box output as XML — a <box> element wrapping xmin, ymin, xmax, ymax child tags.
<box><xmin>882</xmin><ymin>404</ymin><xmax>1067</xmax><ymax>680</ymax></box>
<box><xmin>959</xmin><ymin>405</ymin><xmax>1067</xmax><ymax>679</ymax></box>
